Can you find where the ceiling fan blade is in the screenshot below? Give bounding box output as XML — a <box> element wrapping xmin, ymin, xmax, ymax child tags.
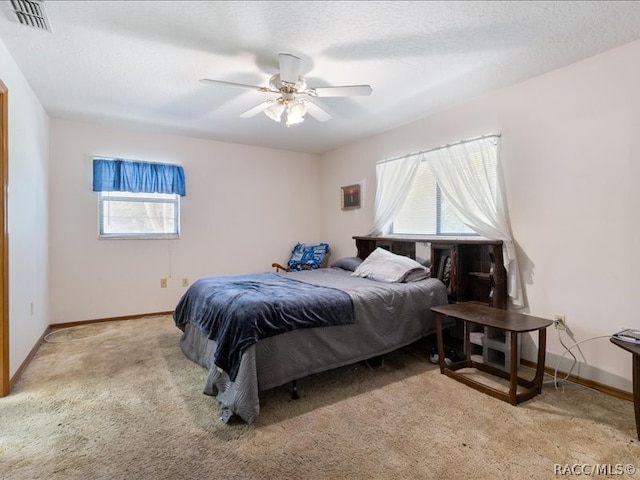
<box><xmin>278</xmin><ymin>53</ymin><xmax>301</xmax><ymax>84</ymax></box>
<box><xmin>305</xmin><ymin>101</ymin><xmax>332</xmax><ymax>122</ymax></box>
<box><xmin>310</xmin><ymin>85</ymin><xmax>373</xmax><ymax>97</ymax></box>
<box><xmin>200</xmin><ymin>78</ymin><xmax>269</xmax><ymax>92</ymax></box>
<box><xmin>240</xmin><ymin>100</ymin><xmax>274</xmax><ymax>118</ymax></box>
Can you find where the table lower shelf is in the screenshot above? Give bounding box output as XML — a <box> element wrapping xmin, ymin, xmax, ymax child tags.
<box><xmin>441</xmin><ymin>358</ymin><xmax>544</xmax><ymax>405</ymax></box>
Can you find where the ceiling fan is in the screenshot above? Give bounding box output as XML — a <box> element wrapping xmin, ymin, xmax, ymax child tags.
<box><xmin>200</xmin><ymin>53</ymin><xmax>373</xmax><ymax>126</ymax></box>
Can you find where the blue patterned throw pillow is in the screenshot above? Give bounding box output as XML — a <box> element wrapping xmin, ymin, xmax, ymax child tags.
<box><xmin>287</xmin><ymin>243</ymin><xmax>330</xmax><ymax>271</ymax></box>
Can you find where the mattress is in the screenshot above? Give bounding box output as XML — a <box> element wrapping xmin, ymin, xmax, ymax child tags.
<box><xmin>178</xmin><ymin>267</ymin><xmax>450</xmax><ymax>423</ymax></box>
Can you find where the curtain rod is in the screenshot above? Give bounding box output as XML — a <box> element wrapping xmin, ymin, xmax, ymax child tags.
<box><xmin>378</xmin><ymin>133</ymin><xmax>501</xmax><ymax>164</ymax></box>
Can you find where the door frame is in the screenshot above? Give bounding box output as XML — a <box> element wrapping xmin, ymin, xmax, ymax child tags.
<box><xmin>0</xmin><ymin>79</ymin><xmax>9</xmax><ymax>397</ymax></box>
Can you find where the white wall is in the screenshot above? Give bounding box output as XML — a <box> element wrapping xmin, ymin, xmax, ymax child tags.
<box><xmin>320</xmin><ymin>40</ymin><xmax>640</xmax><ymax>393</ymax></box>
<box><xmin>49</xmin><ymin>119</ymin><xmax>321</xmax><ymax>323</ymax></box>
<box><xmin>0</xmin><ymin>39</ymin><xmax>51</xmax><ymax>378</ymax></box>
<box><xmin>7</xmin><ymin>30</ymin><xmax>639</xmax><ymax>393</ymax></box>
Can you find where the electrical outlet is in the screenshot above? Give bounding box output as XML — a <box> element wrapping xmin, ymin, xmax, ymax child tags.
<box><xmin>160</xmin><ymin>278</ymin><xmax>168</xmax><ymax>288</ymax></box>
<box><xmin>554</xmin><ymin>314</ymin><xmax>566</xmax><ymax>330</ymax></box>
<box><xmin>182</xmin><ymin>277</ymin><xmax>189</xmax><ymax>287</ymax></box>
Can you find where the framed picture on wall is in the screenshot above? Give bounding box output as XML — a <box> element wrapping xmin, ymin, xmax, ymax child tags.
<box><xmin>341</xmin><ymin>184</ymin><xmax>361</xmax><ymax>210</ymax></box>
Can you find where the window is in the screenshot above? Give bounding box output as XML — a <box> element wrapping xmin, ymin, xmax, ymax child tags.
<box><xmin>370</xmin><ymin>135</ymin><xmax>523</xmax><ymax>306</ymax></box>
<box><xmin>391</xmin><ymin>139</ymin><xmax>497</xmax><ymax>236</ymax></box>
<box><xmin>98</xmin><ymin>191</ymin><xmax>180</xmax><ymax>239</ymax></box>
<box><xmin>92</xmin><ymin>157</ymin><xmax>186</xmax><ymax>240</ymax></box>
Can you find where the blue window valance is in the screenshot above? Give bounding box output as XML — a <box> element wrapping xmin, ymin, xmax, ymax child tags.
<box><xmin>92</xmin><ymin>158</ymin><xmax>186</xmax><ymax>196</ymax></box>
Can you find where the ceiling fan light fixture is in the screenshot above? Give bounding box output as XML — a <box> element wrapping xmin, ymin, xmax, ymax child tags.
<box><xmin>285</xmin><ymin>99</ymin><xmax>307</xmax><ymax>126</ymax></box>
<box><xmin>202</xmin><ymin>52</ymin><xmax>371</xmax><ymax>124</ymax></box>
<box><xmin>264</xmin><ymin>100</ymin><xmax>285</xmax><ymax>122</ymax></box>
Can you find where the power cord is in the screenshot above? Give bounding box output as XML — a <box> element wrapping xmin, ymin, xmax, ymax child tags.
<box><xmin>553</xmin><ymin>327</ymin><xmax>611</xmax><ymax>391</ymax></box>
<box><xmin>43</xmin><ymin>325</ymin><xmax>100</xmax><ymax>343</ymax></box>
<box><xmin>43</xmin><ymin>315</ymin><xmax>168</xmax><ymax>344</ymax></box>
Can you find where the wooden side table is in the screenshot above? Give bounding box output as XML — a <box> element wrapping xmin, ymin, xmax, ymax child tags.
<box><xmin>609</xmin><ymin>337</ymin><xmax>640</xmax><ymax>440</ymax></box>
<box><xmin>431</xmin><ymin>302</ymin><xmax>552</xmax><ymax>405</ymax></box>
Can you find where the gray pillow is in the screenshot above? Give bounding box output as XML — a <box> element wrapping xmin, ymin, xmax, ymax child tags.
<box><xmin>416</xmin><ymin>256</ymin><xmax>431</xmax><ymax>268</ymax></box>
<box><xmin>330</xmin><ymin>256</ymin><xmax>363</xmax><ymax>272</ymax></box>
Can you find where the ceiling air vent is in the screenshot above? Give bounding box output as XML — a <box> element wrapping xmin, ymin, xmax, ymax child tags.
<box><xmin>10</xmin><ymin>0</ymin><xmax>52</xmax><ymax>32</ymax></box>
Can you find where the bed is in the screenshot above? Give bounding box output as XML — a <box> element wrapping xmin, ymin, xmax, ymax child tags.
<box><xmin>174</xmin><ymin>246</ymin><xmax>450</xmax><ymax>423</ymax></box>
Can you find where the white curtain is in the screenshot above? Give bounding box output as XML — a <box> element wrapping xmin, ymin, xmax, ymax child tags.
<box><xmin>366</xmin><ymin>153</ymin><xmax>422</xmax><ymax>236</ymax></box>
<box><xmin>426</xmin><ymin>136</ymin><xmax>523</xmax><ymax>307</ymax></box>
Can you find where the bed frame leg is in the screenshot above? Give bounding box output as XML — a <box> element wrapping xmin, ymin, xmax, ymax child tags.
<box><xmin>363</xmin><ymin>355</ymin><xmax>384</xmax><ymax>370</ymax></box>
<box><xmin>290</xmin><ymin>380</ymin><xmax>300</xmax><ymax>400</ymax></box>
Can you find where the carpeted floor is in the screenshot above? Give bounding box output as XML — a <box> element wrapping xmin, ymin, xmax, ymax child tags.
<box><xmin>1</xmin><ymin>315</ymin><xmax>638</xmax><ymax>479</ymax></box>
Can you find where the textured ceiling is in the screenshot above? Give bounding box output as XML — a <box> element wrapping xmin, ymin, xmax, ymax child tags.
<box><xmin>2</xmin><ymin>1</ymin><xmax>640</xmax><ymax>154</ymax></box>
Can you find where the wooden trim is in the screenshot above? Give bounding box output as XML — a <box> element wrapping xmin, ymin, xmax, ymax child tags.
<box><xmin>0</xmin><ymin>80</ymin><xmax>8</xmax><ymax>397</ymax></box>
<box><xmin>521</xmin><ymin>358</ymin><xmax>634</xmax><ymax>403</ymax></box>
<box><xmin>49</xmin><ymin>311</ymin><xmax>174</xmax><ymax>330</ymax></box>
<box><xmin>9</xmin><ymin>326</ymin><xmax>51</xmax><ymax>390</ymax></box>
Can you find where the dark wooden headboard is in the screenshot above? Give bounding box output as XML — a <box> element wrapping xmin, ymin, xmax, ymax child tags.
<box><xmin>352</xmin><ymin>235</ymin><xmax>507</xmax><ymax>309</ymax></box>
<box><xmin>353</xmin><ymin>235</ymin><xmax>418</xmax><ymax>260</ymax></box>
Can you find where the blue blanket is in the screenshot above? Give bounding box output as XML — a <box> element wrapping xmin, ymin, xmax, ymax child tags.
<box><xmin>173</xmin><ymin>272</ymin><xmax>355</xmax><ymax>381</ymax></box>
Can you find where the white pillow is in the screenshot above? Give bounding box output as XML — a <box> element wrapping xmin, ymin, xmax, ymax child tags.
<box><xmin>402</xmin><ymin>267</ymin><xmax>431</xmax><ymax>282</ymax></box>
<box><xmin>351</xmin><ymin>247</ymin><xmax>429</xmax><ymax>283</ymax></box>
